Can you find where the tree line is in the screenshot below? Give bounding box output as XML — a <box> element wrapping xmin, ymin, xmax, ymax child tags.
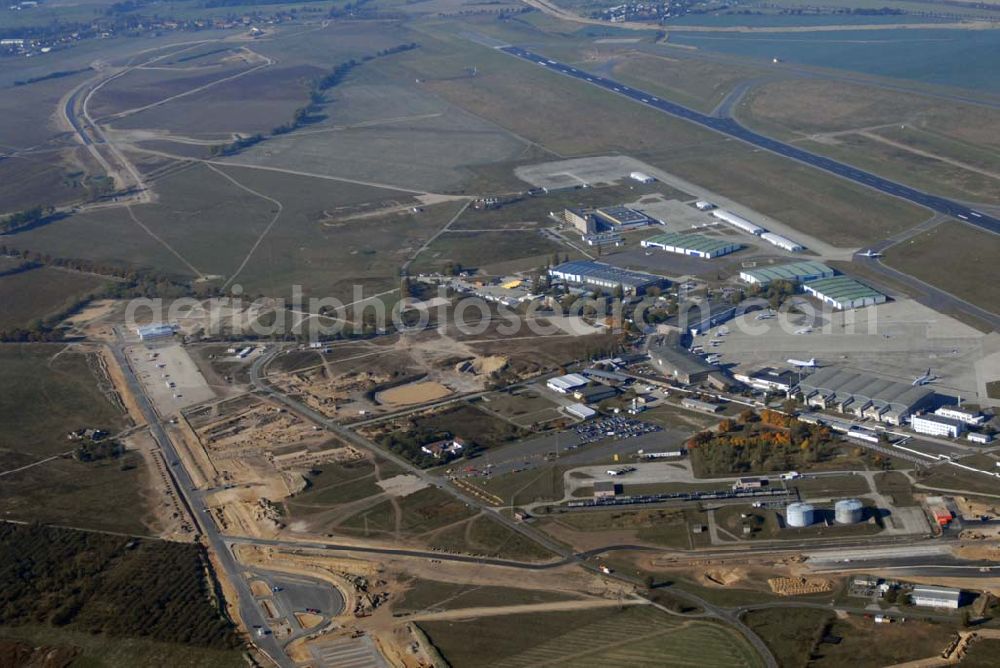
<box><xmin>211</xmin><ymin>43</ymin><xmax>419</xmax><ymax>157</ymax></box>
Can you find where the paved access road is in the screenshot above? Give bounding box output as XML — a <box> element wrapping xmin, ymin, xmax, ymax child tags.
<box><xmin>108</xmin><ymin>338</ymin><xmax>295</xmax><ymax>668</ymax></box>
<box><xmin>499</xmin><ymin>46</ymin><xmax>1000</xmax><ymax>235</ymax></box>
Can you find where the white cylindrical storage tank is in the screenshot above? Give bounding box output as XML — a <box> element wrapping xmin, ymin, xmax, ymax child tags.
<box><xmin>786</xmin><ymin>502</ymin><xmax>815</xmax><ymax>528</ymax></box>
<box><xmin>835</xmin><ymin>499</ymin><xmax>865</xmax><ymax>525</ymax></box>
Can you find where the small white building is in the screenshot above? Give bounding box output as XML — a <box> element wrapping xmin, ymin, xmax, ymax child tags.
<box><xmin>760</xmin><ymin>232</ymin><xmax>805</xmax><ymax>252</ymax></box>
<box><xmin>630</xmin><ymin>171</ymin><xmax>655</xmax><ymax>184</ymax></box>
<box><xmin>566</xmin><ymin>403</ymin><xmax>596</xmax><ymax>420</ymax></box>
<box><xmin>711</xmin><ymin>209</ymin><xmax>764</xmax><ymax>235</ymax></box>
<box><xmin>935</xmin><ymin>406</ymin><xmax>986</xmax><ymax>426</ymax></box>
<box><xmin>547</xmin><ymin>373</ymin><xmax>589</xmax><ymax>394</ymax></box>
<box><xmin>967</xmin><ymin>432</ymin><xmax>993</xmax><ymax>444</ymax></box>
<box><xmin>911</xmin><ymin>586</ymin><xmax>962</xmax><ymax>609</ymax></box>
<box><xmin>911</xmin><ymin>413</ymin><xmax>964</xmax><ymax>438</ymax></box>
<box><xmin>136</xmin><ymin>323</ymin><xmax>175</xmax><ymax>341</ymax></box>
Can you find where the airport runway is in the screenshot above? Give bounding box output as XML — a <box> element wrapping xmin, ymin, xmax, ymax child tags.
<box><xmin>498</xmin><ymin>46</ymin><xmax>1000</xmax><ymax>236</ymax></box>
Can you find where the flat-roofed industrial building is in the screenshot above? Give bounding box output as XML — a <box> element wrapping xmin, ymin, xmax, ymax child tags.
<box><xmin>802</xmin><ymin>276</ymin><xmax>887</xmax><ymax>310</ymax></box>
<box><xmin>594</xmin><ymin>205</ymin><xmax>652</xmax><ymax>230</ymax></box>
<box><xmin>739</xmin><ymin>261</ymin><xmax>834</xmax><ymax>287</ymax></box>
<box><xmin>911</xmin><ymin>586</ymin><xmax>962</xmax><ymax>609</ymax></box>
<box><xmin>561</xmin><ymin>207</ymin><xmax>597</xmax><ymax>234</ymax></box>
<box><xmin>649</xmin><ymin>333</ymin><xmax>718</xmax><ymax>385</ymax></box>
<box><xmin>641</xmin><ymin>232</ymin><xmax>741</xmax><ymax>259</ymax></box>
<box><xmin>796</xmin><ymin>367</ymin><xmax>934</xmax><ymax>425</ymax></box>
<box><xmin>547</xmin><ymin>373</ymin><xmax>589</xmax><ymax>394</ymax></box>
<box><xmin>549</xmin><ymin>260</ymin><xmax>666</xmax><ymax>295</ymax></box>
<box><xmin>136</xmin><ymin>323</ymin><xmax>175</xmax><ymax>341</ymax></box>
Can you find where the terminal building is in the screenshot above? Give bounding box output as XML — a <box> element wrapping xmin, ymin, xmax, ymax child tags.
<box><xmin>640</xmin><ymin>232</ymin><xmax>741</xmax><ymax>259</ymax></box>
<box><xmin>911</xmin><ymin>413</ymin><xmax>965</xmax><ymax>438</ymax></box>
<box><xmin>548</xmin><ymin>260</ymin><xmax>666</xmax><ymax>296</ymax></box>
<box><xmin>561</xmin><ymin>207</ymin><xmax>597</xmax><ymax>234</ymax></box>
<box><xmin>739</xmin><ymin>261</ymin><xmax>834</xmax><ymax>287</ymax></box>
<box><xmin>648</xmin><ymin>333</ymin><xmax>718</xmax><ymax>386</ymax></box>
<box><xmin>796</xmin><ymin>367</ymin><xmax>934</xmax><ymax>425</ymax></box>
<box><xmin>802</xmin><ymin>276</ymin><xmax>887</xmax><ymax>310</ymax></box>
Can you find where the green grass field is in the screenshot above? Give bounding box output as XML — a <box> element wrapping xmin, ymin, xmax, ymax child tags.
<box><xmin>0</xmin><ymin>344</ymin><xmax>154</xmax><ymax>533</ymax></box>
<box><xmin>737</xmin><ymin>78</ymin><xmax>1000</xmax><ymax>205</ymax></box>
<box><xmin>397</xmin><ymin>579</ymin><xmax>577</xmax><ymax>614</ymax></box>
<box><xmin>425</xmin><ymin>513</ymin><xmax>556</xmax><ymax>562</ymax></box>
<box><xmin>337</xmin><ymin>486</ymin><xmax>477</xmax><ymax>539</ymax></box>
<box><xmin>744</xmin><ymin>607</ymin><xmax>832</xmax><ymax>668</ymax></box>
<box><xmin>420</xmin><ymin>604</ymin><xmax>764</xmax><ymax>668</ymax></box>
<box><xmin>884</xmin><ymin>221</ymin><xmax>1000</xmax><ymax>314</ymax></box>
<box><xmin>471</xmin><ymin>464</ymin><xmax>568</xmax><ymax>506</ymax></box>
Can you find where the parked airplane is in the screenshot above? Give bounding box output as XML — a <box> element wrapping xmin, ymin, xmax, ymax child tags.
<box><xmin>912</xmin><ymin>368</ymin><xmax>935</xmax><ymax>386</ymax></box>
<box><xmin>857</xmin><ymin>249</ymin><xmax>884</xmax><ymax>258</ymax></box>
<box><xmin>787</xmin><ymin>357</ymin><xmax>817</xmax><ymax>368</ymax></box>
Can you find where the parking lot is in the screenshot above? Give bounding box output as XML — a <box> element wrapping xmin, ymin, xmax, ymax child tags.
<box><xmin>453</xmin><ymin>419</ymin><xmax>687</xmax><ymax>478</ymax></box>
<box><xmin>128</xmin><ymin>342</ymin><xmax>215</xmax><ymax>416</ymax></box>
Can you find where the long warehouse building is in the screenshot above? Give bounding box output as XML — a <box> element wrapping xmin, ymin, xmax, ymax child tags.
<box><xmin>740</xmin><ymin>261</ymin><xmax>834</xmax><ymax>286</ymax></box>
<box><xmin>711</xmin><ymin>209</ymin><xmax>764</xmax><ymax>235</ymax></box>
<box><xmin>760</xmin><ymin>232</ymin><xmax>805</xmax><ymax>252</ymax></box>
<box><xmin>641</xmin><ymin>232</ymin><xmax>741</xmax><ymax>259</ymax></box>
<box><xmin>796</xmin><ymin>367</ymin><xmax>934</xmax><ymax>425</ymax></box>
<box><xmin>549</xmin><ymin>260</ymin><xmax>667</xmax><ymax>295</ymax></box>
<box><xmin>803</xmin><ymin>276</ymin><xmax>887</xmax><ymax>310</ymax></box>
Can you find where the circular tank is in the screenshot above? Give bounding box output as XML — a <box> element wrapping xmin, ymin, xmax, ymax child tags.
<box><xmin>835</xmin><ymin>498</ymin><xmax>865</xmax><ymax>525</ymax></box>
<box><xmin>786</xmin><ymin>502</ymin><xmax>815</xmax><ymax>528</ymax></box>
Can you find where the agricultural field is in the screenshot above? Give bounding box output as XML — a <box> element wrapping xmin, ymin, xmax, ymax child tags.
<box><xmin>0</xmin><ymin>344</ymin><xmax>153</xmax><ymax>533</ymax></box>
<box><xmin>0</xmin><ymin>265</ymin><xmax>109</xmax><ymax>330</ymax></box>
<box><xmin>419</xmin><ymin>604</ymin><xmax>764</xmax><ymax>668</ymax></box>
<box><xmin>883</xmin><ymin>221</ymin><xmax>1000</xmax><ymax>313</ymax></box>
<box><xmin>0</xmin><ymin>523</ymin><xmax>242</xmax><ymax>664</ymax></box>
<box><xmin>743</xmin><ymin>607</ymin><xmax>833</xmax><ymax>668</ymax></box>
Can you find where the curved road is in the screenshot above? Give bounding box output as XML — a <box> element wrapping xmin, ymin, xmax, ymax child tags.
<box><xmin>499</xmin><ymin>46</ymin><xmax>1000</xmax><ymax>236</ymax></box>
